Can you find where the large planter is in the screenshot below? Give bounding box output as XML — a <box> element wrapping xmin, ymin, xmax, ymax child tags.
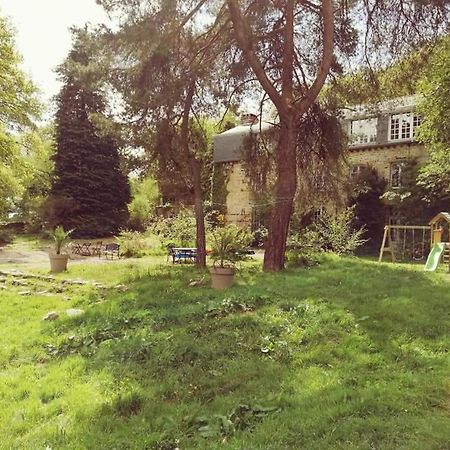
<box><xmin>209</xmin><ymin>266</ymin><xmax>235</xmax><ymax>289</ymax></box>
<box><xmin>49</xmin><ymin>253</ymin><xmax>69</xmax><ymax>273</ymax></box>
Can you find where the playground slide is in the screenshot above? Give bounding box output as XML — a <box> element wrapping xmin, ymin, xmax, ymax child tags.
<box><xmin>424</xmin><ymin>243</ymin><xmax>445</xmax><ymax>271</ymax></box>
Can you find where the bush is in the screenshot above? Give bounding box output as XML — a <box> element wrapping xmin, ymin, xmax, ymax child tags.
<box><xmin>286</xmin><ymin>229</ymin><xmax>323</xmax><ymax>267</ymax></box>
<box><xmin>287</xmin><ymin>207</ymin><xmax>366</xmax><ymax>260</ymax></box>
<box><xmin>315</xmin><ymin>207</ymin><xmax>367</xmax><ymax>255</ymax></box>
<box><xmin>116</xmin><ymin>231</ymin><xmax>147</xmax><ymax>258</ymax></box>
<box><xmin>152</xmin><ymin>209</ymin><xmax>197</xmax><ymax>247</ymax></box>
<box><xmin>0</xmin><ymin>228</ymin><xmax>14</xmax><ymax>246</ymax></box>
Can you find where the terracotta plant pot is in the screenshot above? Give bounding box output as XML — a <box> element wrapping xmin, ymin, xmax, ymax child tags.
<box><xmin>49</xmin><ymin>253</ymin><xmax>69</xmax><ymax>273</ymax></box>
<box><xmin>209</xmin><ymin>266</ymin><xmax>235</xmax><ymax>289</ymax></box>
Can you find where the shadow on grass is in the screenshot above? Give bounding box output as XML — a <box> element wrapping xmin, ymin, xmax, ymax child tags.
<box><xmin>34</xmin><ymin>258</ymin><xmax>450</xmax><ymax>449</ymax></box>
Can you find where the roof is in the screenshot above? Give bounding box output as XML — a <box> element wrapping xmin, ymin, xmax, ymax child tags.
<box><xmin>429</xmin><ymin>212</ymin><xmax>450</xmax><ymax>225</ymax></box>
<box><xmin>213</xmin><ymin>121</ymin><xmax>274</xmax><ymax>163</ymax></box>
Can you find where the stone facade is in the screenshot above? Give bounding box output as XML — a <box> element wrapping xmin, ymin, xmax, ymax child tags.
<box><xmin>224</xmin><ymin>163</ymin><xmax>253</xmax><ymax>227</ymax></box>
<box><xmin>347</xmin><ymin>142</ymin><xmax>426</xmax><ymax>183</ymax></box>
<box><xmin>213</xmin><ymin>97</ymin><xmax>427</xmax><ymax>228</ymax></box>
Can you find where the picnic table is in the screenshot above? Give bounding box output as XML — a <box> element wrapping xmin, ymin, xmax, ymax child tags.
<box><xmin>169</xmin><ymin>247</ymin><xmax>197</xmax><ymax>264</ymax></box>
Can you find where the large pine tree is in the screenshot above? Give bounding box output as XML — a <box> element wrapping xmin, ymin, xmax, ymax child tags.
<box><xmin>49</xmin><ymin>36</ymin><xmax>130</xmax><ymax>237</ymax></box>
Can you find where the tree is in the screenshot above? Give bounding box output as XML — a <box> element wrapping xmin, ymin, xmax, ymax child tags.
<box><xmin>0</xmin><ymin>16</ymin><xmax>41</xmax><ymax>222</ymax></box>
<box><xmin>95</xmin><ymin>1</ymin><xmax>238</xmax><ymax>267</ymax></box>
<box><xmin>49</xmin><ymin>32</ymin><xmax>130</xmax><ymax>237</ymax></box>
<box><xmin>417</xmin><ymin>37</ymin><xmax>450</xmax><ymax>203</ymax></box>
<box><xmin>128</xmin><ymin>175</ymin><xmax>160</xmax><ymax>230</ymax></box>
<box><xmin>0</xmin><ymin>16</ymin><xmax>41</xmax><ymax>129</ymax></box>
<box><xmin>225</xmin><ymin>0</ymin><xmax>448</xmax><ymax>271</ymax></box>
<box><xmin>17</xmin><ymin>126</ymin><xmax>55</xmax><ymax>230</ymax></box>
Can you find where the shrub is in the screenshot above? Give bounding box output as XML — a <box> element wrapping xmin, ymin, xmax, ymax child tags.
<box><xmin>286</xmin><ymin>229</ymin><xmax>323</xmax><ymax>267</ymax></box>
<box><xmin>315</xmin><ymin>207</ymin><xmax>367</xmax><ymax>255</ymax></box>
<box><xmin>0</xmin><ymin>228</ymin><xmax>14</xmax><ymax>246</ymax></box>
<box><xmin>153</xmin><ymin>209</ymin><xmax>197</xmax><ymax>247</ymax></box>
<box><xmin>116</xmin><ymin>230</ymin><xmax>147</xmax><ymax>258</ymax></box>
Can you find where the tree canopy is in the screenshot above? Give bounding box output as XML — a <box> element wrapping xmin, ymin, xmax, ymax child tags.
<box><xmin>0</xmin><ymin>15</ymin><xmax>42</xmax><ymax>222</ymax></box>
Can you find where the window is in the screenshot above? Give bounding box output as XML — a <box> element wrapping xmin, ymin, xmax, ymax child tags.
<box><xmin>350</xmin><ymin>118</ymin><xmax>377</xmax><ymax>145</ymax></box>
<box><xmin>390</xmin><ymin>162</ymin><xmax>404</xmax><ymax>188</ymax></box>
<box><xmin>389</xmin><ymin>113</ymin><xmax>421</xmax><ymax>141</ymax></box>
<box><xmin>350</xmin><ymin>164</ymin><xmax>367</xmax><ymax>179</ymax></box>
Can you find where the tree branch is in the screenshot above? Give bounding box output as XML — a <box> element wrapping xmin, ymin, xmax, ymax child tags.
<box><xmin>226</xmin><ymin>0</ymin><xmax>287</xmax><ymax>115</ymax></box>
<box><xmin>293</xmin><ymin>0</ymin><xmax>334</xmax><ymax>114</ymax></box>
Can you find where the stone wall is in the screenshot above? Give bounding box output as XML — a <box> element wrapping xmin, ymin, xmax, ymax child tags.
<box><xmin>224</xmin><ymin>163</ymin><xmax>253</xmax><ymax>228</ymax></box>
<box><xmin>347</xmin><ymin>142</ymin><xmax>427</xmax><ymax>179</ymax></box>
<box><xmin>222</xmin><ymin>142</ymin><xmax>427</xmax><ymax>228</ymax></box>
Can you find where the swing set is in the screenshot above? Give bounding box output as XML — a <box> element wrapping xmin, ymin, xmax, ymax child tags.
<box><xmin>378</xmin><ymin>225</ymin><xmax>431</xmax><ymax>263</ymax></box>
<box><xmin>378</xmin><ymin>212</ymin><xmax>450</xmax><ymax>270</ymax></box>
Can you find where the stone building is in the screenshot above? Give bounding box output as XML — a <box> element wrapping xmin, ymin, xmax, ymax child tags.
<box><xmin>213</xmin><ymin>96</ymin><xmax>426</xmax><ymax>228</ymax></box>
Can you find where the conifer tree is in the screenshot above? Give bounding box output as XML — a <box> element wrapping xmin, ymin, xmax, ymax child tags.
<box><xmin>49</xmin><ymin>34</ymin><xmax>130</xmax><ymax>237</ymax></box>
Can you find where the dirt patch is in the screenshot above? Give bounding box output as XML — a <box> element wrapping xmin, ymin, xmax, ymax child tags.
<box><xmin>0</xmin><ymin>242</ymin><xmax>109</xmax><ymax>268</ymax></box>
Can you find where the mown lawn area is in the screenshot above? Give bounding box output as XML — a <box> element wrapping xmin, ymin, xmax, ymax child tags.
<box><xmin>0</xmin><ymin>256</ymin><xmax>449</xmax><ymax>449</ymax></box>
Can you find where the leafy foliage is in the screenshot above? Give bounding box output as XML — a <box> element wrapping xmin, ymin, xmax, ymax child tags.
<box><xmin>314</xmin><ymin>208</ymin><xmax>367</xmax><ymax>255</ymax></box>
<box><xmin>209</xmin><ymin>224</ymin><xmax>252</xmax><ymax>268</ymax></box>
<box><xmin>382</xmin><ymin>160</ymin><xmax>449</xmax><ymax>225</ymax></box>
<box><xmin>115</xmin><ymin>230</ymin><xmax>147</xmax><ymax>258</ymax></box>
<box><xmin>49</xmin><ymin>225</ymin><xmax>72</xmax><ymax>255</ymax></box>
<box><xmin>127</xmin><ymin>176</ymin><xmax>160</xmax><ymax>231</ymax></box>
<box><xmin>0</xmin><ymin>16</ymin><xmax>42</xmax><ymax>222</ymax></box>
<box><xmin>417</xmin><ymin>37</ymin><xmax>450</xmax><ymax>203</ymax></box>
<box><xmin>0</xmin><ymin>16</ymin><xmax>41</xmax><ymax>128</ymax></box>
<box><xmin>152</xmin><ymin>209</ymin><xmax>198</xmax><ymax>248</ymax></box>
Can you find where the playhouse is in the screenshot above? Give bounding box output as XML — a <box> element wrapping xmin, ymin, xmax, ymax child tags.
<box><xmin>378</xmin><ymin>212</ymin><xmax>450</xmax><ymax>271</ymax></box>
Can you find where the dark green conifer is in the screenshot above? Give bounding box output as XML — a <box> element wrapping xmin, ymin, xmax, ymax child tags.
<box><xmin>49</xmin><ymin>35</ymin><xmax>130</xmax><ymax>237</ymax></box>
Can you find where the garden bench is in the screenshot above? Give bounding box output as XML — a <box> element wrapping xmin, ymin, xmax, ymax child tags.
<box><xmin>169</xmin><ymin>247</ymin><xmax>197</xmax><ymax>264</ymax></box>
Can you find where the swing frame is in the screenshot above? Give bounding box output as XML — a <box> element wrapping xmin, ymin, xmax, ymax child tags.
<box><xmin>378</xmin><ymin>225</ymin><xmax>430</xmax><ymax>263</ymax></box>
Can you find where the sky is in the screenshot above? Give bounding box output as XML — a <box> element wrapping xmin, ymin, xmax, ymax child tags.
<box><xmin>0</xmin><ymin>0</ymin><xmax>110</xmax><ymax>105</ymax></box>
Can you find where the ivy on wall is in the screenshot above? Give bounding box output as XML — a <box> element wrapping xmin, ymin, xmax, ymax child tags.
<box><xmin>210</xmin><ymin>162</ymin><xmax>233</xmax><ymax>215</ymax></box>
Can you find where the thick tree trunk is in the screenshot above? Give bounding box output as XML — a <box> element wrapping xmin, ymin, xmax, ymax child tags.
<box><xmin>191</xmin><ymin>158</ymin><xmax>207</xmax><ymax>268</ymax></box>
<box><xmin>263</xmin><ymin>116</ymin><xmax>297</xmax><ymax>272</ymax></box>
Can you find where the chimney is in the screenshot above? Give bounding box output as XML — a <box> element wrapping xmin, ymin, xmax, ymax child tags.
<box><xmin>240</xmin><ymin>113</ymin><xmax>259</xmax><ymax>126</ymax></box>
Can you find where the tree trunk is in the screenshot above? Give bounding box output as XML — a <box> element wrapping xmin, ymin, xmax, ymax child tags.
<box><xmin>263</xmin><ymin>115</ymin><xmax>297</xmax><ymax>272</ymax></box>
<box><xmin>191</xmin><ymin>158</ymin><xmax>207</xmax><ymax>268</ymax></box>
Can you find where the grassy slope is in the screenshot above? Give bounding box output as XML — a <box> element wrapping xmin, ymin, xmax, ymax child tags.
<box><xmin>0</xmin><ymin>256</ymin><xmax>449</xmax><ymax>450</ymax></box>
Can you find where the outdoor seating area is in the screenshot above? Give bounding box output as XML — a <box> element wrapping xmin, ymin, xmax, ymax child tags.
<box><xmin>70</xmin><ymin>241</ymin><xmax>120</xmax><ymax>259</ymax></box>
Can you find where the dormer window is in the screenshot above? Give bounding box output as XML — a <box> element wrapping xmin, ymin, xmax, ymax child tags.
<box><xmin>350</xmin><ymin>118</ymin><xmax>377</xmax><ymax>145</ymax></box>
<box><xmin>389</xmin><ymin>113</ymin><xmax>421</xmax><ymax>141</ymax></box>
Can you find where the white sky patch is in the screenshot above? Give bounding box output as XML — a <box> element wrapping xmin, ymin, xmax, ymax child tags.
<box><xmin>0</xmin><ymin>0</ymin><xmax>110</xmax><ymax>105</ymax></box>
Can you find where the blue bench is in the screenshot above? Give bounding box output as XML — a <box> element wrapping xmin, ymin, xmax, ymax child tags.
<box><xmin>169</xmin><ymin>247</ymin><xmax>197</xmax><ymax>264</ymax></box>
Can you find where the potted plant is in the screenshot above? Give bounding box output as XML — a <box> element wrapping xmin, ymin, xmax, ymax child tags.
<box><xmin>209</xmin><ymin>224</ymin><xmax>251</xmax><ymax>289</ymax></box>
<box><xmin>48</xmin><ymin>225</ymin><xmax>72</xmax><ymax>273</ymax></box>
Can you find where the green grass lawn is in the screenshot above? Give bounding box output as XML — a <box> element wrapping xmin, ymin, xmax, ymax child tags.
<box><xmin>0</xmin><ymin>255</ymin><xmax>449</xmax><ymax>449</ymax></box>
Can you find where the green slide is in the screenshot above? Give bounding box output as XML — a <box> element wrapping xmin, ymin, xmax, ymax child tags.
<box><xmin>424</xmin><ymin>243</ymin><xmax>445</xmax><ymax>271</ymax></box>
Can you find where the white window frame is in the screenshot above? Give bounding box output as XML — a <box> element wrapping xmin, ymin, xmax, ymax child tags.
<box><xmin>350</xmin><ymin>118</ymin><xmax>378</xmax><ymax>146</ymax></box>
<box><xmin>389</xmin><ymin>112</ymin><xmax>421</xmax><ymax>142</ymax></box>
